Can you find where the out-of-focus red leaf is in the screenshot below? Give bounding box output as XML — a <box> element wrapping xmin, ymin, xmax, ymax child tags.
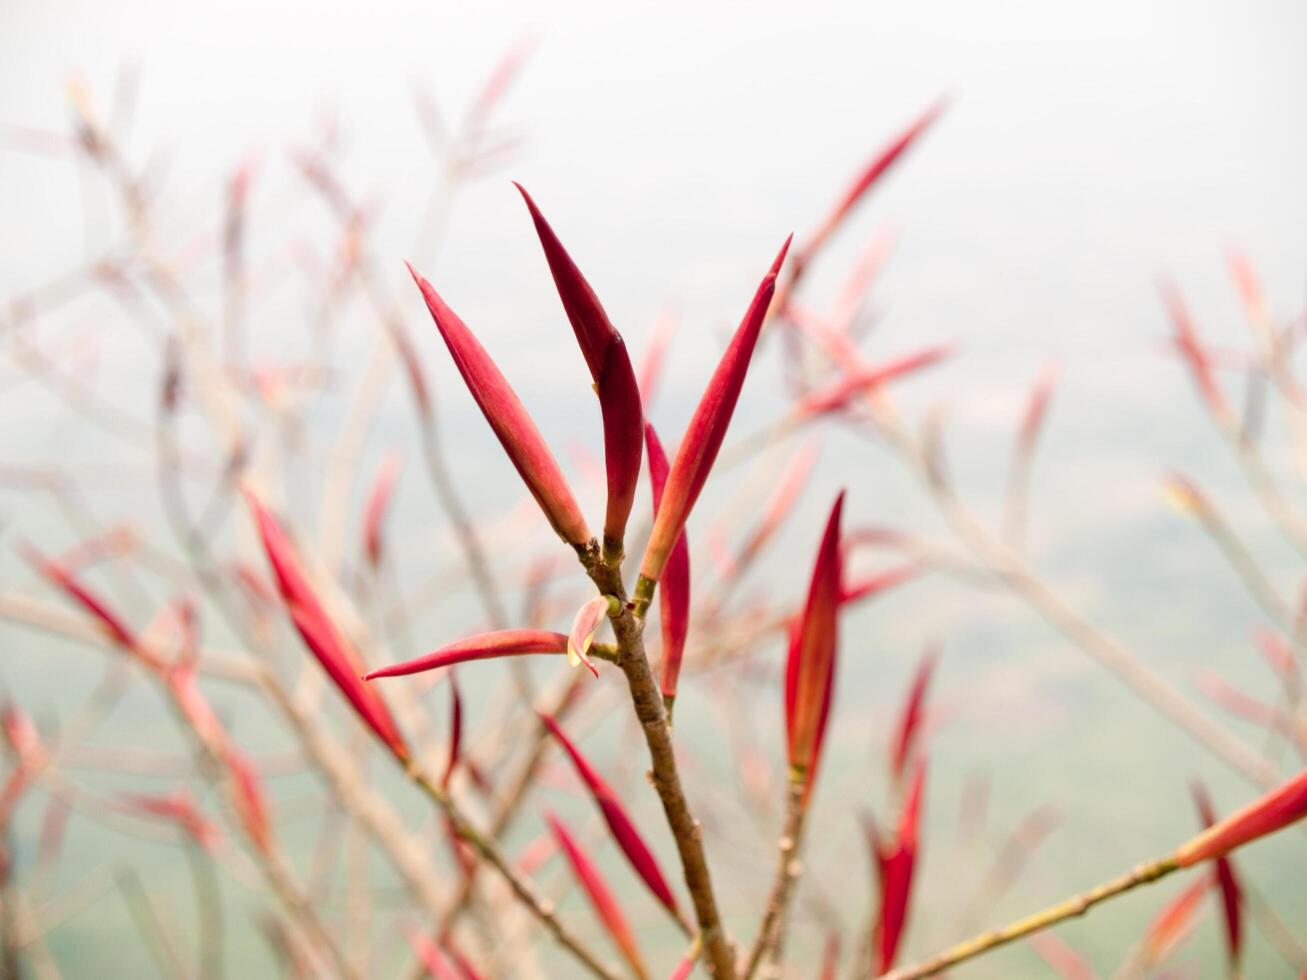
<box><xmin>1160</xmin><ymin>280</ymin><xmax>1231</xmax><ymax>419</ymax></box>
<box><xmin>795</xmin><ymin>100</ymin><xmax>946</xmax><ymax>274</ymax></box>
<box><xmin>889</xmin><ymin>646</ymin><xmax>938</xmax><ymax>784</ymax></box>
<box><xmin>793</xmin><ymin>347</ymin><xmax>951</xmax><ymax>420</ymax></box>
<box><xmin>19</xmin><ymin>543</ymin><xmax>142</xmax><ymax>658</ymax></box>
<box><xmin>1140</xmin><ymin>872</ymin><xmax>1212</xmax><ymax>967</ymax></box>
<box><xmin>865</xmin><ymin>757</ymin><xmax>927</xmax><ymax>974</ymax></box>
<box><xmin>1190</xmin><ymin>781</ymin><xmax>1243</xmax><ymax>968</ymax></box>
<box><xmin>545</xmin><ymin>810</ymin><xmax>649</xmax><ymax>980</ymax></box>
<box><xmin>362</xmin><ymin>451</ymin><xmax>403</xmax><ymax>569</ymax></box>
<box><xmin>245</xmin><ymin>489</ymin><xmax>409</xmax><ymax>762</ymax></box>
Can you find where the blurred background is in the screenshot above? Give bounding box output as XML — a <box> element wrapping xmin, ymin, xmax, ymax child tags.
<box><xmin>3</xmin><ymin>0</ymin><xmax>1307</xmax><ymax>977</ymax></box>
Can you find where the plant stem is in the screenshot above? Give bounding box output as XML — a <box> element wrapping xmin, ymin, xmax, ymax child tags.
<box><xmin>740</xmin><ymin>773</ymin><xmax>807</xmax><ymax>979</ymax></box>
<box><xmin>588</xmin><ymin>554</ymin><xmax>737</xmax><ymax>980</ymax></box>
<box><xmin>879</xmin><ymin>856</ymin><xmax>1180</xmax><ymax>980</ymax></box>
<box><xmin>405</xmin><ymin>764</ymin><xmax>620</xmax><ymax>980</ymax></box>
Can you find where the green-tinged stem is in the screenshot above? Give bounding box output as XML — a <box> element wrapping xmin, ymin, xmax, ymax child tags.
<box><xmin>632</xmin><ymin>574</ymin><xmax>657</xmax><ymax>619</ymax></box>
<box><xmin>587</xmin><ymin>552</ymin><xmax>737</xmax><ymax>980</ymax></box>
<box><xmin>405</xmin><ymin>763</ymin><xmax>621</xmax><ymax>980</ymax></box>
<box><xmin>879</xmin><ymin>856</ymin><xmax>1180</xmax><ymax>980</ymax></box>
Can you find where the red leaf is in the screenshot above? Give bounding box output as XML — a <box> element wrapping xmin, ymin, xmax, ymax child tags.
<box><xmin>639</xmin><ymin>237</ymin><xmax>791</xmax><ymax>583</ymax></box>
<box><xmin>785</xmin><ymin>493</ymin><xmax>845</xmax><ymax>788</ymax></box>
<box><xmin>645</xmin><ymin>424</ymin><xmax>690</xmax><ymax>702</ymax></box>
<box><xmin>864</xmin><ymin>758</ymin><xmax>927</xmax><ymax>973</ymax></box>
<box><xmin>538</xmin><ymin>712</ymin><xmax>682</xmax><ymax>920</ymax></box>
<box><xmin>244</xmin><ymin>489</ymin><xmax>409</xmax><ymax>762</ymax></box>
<box><xmin>19</xmin><ymin>544</ymin><xmax>141</xmax><ymax>657</ymax></box>
<box><xmin>515</xmin><ymin>185</ymin><xmax>643</xmax><ymax>549</ymax></box>
<box><xmin>365</xmin><ymin>629</ymin><xmax>569</xmax><ymax>681</ymax></box>
<box><xmin>443</xmin><ymin>670</ymin><xmax>463</xmax><ymax>789</ymax></box>
<box><xmin>1190</xmin><ymin>781</ymin><xmax>1244</xmax><ymax>967</ymax></box>
<box><xmin>362</xmin><ymin>451</ymin><xmax>403</xmax><ymax>569</ymax></box>
<box><xmin>889</xmin><ymin>646</ymin><xmax>938</xmax><ymax>784</ymax></box>
<box><xmin>796</xmin><ymin>99</ymin><xmax>946</xmax><ymax>272</ymax></box>
<box><xmin>1140</xmin><ymin>872</ymin><xmax>1212</xmax><ymax>967</ymax></box>
<box><xmin>793</xmin><ymin>346</ymin><xmax>951</xmax><ymax>419</ymax></box>
<box><xmin>1160</xmin><ymin>280</ymin><xmax>1230</xmax><ymax>419</ymax></box>
<box><xmin>407</xmin><ymin>263</ymin><xmax>591</xmax><ymax>547</ymax></box>
<box><xmin>545</xmin><ymin>811</ymin><xmax>649</xmax><ymax>980</ymax></box>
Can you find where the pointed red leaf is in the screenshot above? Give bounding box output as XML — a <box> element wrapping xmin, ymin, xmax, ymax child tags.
<box><xmin>538</xmin><ymin>712</ymin><xmax>682</xmax><ymax>919</ymax></box>
<box><xmin>1140</xmin><ymin>873</ymin><xmax>1212</xmax><ymax>967</ymax></box>
<box><xmin>362</xmin><ymin>451</ymin><xmax>403</xmax><ymax>569</ymax></box>
<box><xmin>407</xmin><ymin>263</ymin><xmax>590</xmax><ymax>547</ymax></box>
<box><xmin>797</xmin><ymin>99</ymin><xmax>946</xmax><ymax>271</ymax></box>
<box><xmin>645</xmin><ymin>423</ymin><xmax>690</xmax><ymax>702</ymax></box>
<box><xmin>1160</xmin><ymin>280</ymin><xmax>1230</xmax><ymax>419</ymax></box>
<box><xmin>19</xmin><ymin>543</ymin><xmax>141</xmax><ymax>657</ymax></box>
<box><xmin>889</xmin><ymin>646</ymin><xmax>938</xmax><ymax>784</ymax></box>
<box><xmin>793</xmin><ymin>346</ymin><xmax>951</xmax><ymax>420</ymax></box>
<box><xmin>443</xmin><ymin>670</ymin><xmax>463</xmax><ymax>789</ymax></box>
<box><xmin>785</xmin><ymin>493</ymin><xmax>845</xmax><ymax>785</ymax></box>
<box><xmin>120</xmin><ymin>790</ymin><xmax>220</xmax><ymax>851</ymax></box>
<box><xmin>640</xmin><ymin>237</ymin><xmax>790</xmax><ymax>583</ymax></box>
<box><xmin>244</xmin><ymin>489</ymin><xmax>409</xmax><ymax>762</ymax></box>
<box><xmin>365</xmin><ymin>629</ymin><xmax>569</xmax><ymax>681</ymax></box>
<box><xmin>865</xmin><ymin>757</ymin><xmax>926</xmax><ymax>973</ymax></box>
<box><xmin>515</xmin><ymin>185</ymin><xmax>643</xmax><ymax>548</ymax></box>
<box><xmin>1191</xmin><ymin>781</ymin><xmax>1244</xmax><ymax>967</ymax></box>
<box><xmin>545</xmin><ymin>810</ymin><xmax>649</xmax><ymax>980</ymax></box>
